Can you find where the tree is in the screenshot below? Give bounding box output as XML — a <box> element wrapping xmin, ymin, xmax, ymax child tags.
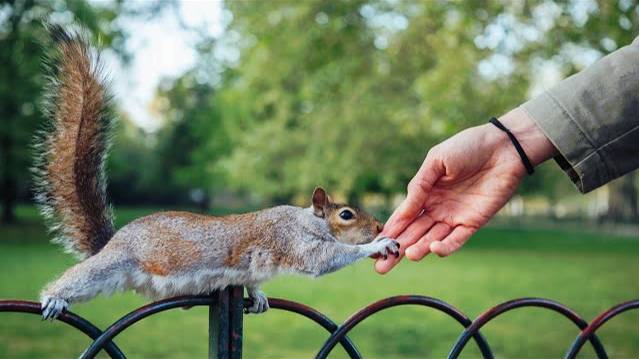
<box><xmin>153</xmin><ymin>70</ymin><xmax>231</xmax><ymax>209</ymax></box>
<box><xmin>215</xmin><ymin>1</ymin><xmax>525</xmax><ymax>202</ymax></box>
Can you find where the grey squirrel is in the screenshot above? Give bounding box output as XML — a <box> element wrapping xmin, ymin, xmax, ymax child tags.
<box><xmin>35</xmin><ymin>25</ymin><xmax>399</xmax><ymax>320</ymax></box>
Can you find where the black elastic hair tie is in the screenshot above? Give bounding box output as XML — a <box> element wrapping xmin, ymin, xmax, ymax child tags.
<box><xmin>489</xmin><ymin>117</ymin><xmax>535</xmax><ymax>175</ymax></box>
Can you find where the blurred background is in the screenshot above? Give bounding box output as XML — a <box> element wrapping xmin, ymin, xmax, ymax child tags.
<box><xmin>1</xmin><ymin>1</ymin><xmax>638</xmax><ymax>358</ymax></box>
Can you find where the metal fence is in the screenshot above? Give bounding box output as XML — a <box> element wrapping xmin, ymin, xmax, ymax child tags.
<box><xmin>1</xmin><ymin>287</ymin><xmax>638</xmax><ymax>358</ymax></box>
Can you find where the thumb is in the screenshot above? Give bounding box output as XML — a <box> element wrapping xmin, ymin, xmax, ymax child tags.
<box><xmin>381</xmin><ymin>193</ymin><xmax>424</xmax><ymax>238</ymax></box>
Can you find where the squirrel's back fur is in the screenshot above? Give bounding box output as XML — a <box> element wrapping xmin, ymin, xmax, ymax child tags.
<box><xmin>33</xmin><ymin>24</ymin><xmax>114</xmax><ymax>259</ymax></box>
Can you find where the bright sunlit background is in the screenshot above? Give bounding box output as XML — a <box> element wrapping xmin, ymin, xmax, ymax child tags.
<box><xmin>1</xmin><ymin>1</ymin><xmax>638</xmax><ymax>358</ymax></box>
<box><xmin>107</xmin><ymin>1</ymin><xmax>225</xmax><ymax>132</ymax></box>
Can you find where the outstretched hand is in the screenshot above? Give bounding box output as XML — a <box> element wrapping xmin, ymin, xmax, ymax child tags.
<box><xmin>375</xmin><ymin>108</ymin><xmax>557</xmax><ymax>274</ymax></box>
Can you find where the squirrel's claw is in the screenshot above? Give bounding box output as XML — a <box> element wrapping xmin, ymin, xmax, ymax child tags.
<box><xmin>41</xmin><ymin>296</ymin><xmax>68</xmax><ymax>320</ymax></box>
<box><xmin>372</xmin><ymin>237</ymin><xmax>400</xmax><ymax>260</ymax></box>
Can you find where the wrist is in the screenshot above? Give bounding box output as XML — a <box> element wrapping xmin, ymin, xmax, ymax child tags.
<box><xmin>492</xmin><ymin>107</ymin><xmax>558</xmax><ymax>167</ymax></box>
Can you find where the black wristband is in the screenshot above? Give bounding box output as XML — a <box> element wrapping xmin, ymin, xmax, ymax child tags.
<box><xmin>489</xmin><ymin>117</ymin><xmax>535</xmax><ymax>175</ymax></box>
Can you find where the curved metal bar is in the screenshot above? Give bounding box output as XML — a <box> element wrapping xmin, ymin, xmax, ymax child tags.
<box><xmin>267</xmin><ymin>297</ymin><xmax>362</xmax><ymax>359</ymax></box>
<box><xmin>315</xmin><ymin>295</ymin><xmax>494</xmax><ymax>359</ymax></box>
<box><xmin>8</xmin><ymin>295</ymin><xmax>638</xmax><ymax>359</ymax></box>
<box><xmin>564</xmin><ymin>299</ymin><xmax>639</xmax><ymax>359</ymax></box>
<box><xmin>0</xmin><ymin>300</ymin><xmax>125</xmax><ymax>359</ymax></box>
<box><xmin>80</xmin><ymin>295</ymin><xmax>216</xmax><ymax>359</ymax></box>
<box><xmin>447</xmin><ymin>298</ymin><xmax>608</xmax><ymax>359</ymax></box>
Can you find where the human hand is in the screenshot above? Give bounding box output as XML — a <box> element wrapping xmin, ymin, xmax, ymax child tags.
<box><xmin>375</xmin><ymin>108</ymin><xmax>557</xmax><ymax>274</ymax></box>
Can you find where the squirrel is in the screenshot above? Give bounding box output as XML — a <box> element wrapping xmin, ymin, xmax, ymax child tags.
<box><xmin>34</xmin><ymin>25</ymin><xmax>399</xmax><ymax>320</ymax></box>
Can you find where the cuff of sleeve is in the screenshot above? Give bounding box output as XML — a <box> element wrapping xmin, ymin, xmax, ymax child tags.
<box><xmin>520</xmin><ymin>92</ymin><xmax>611</xmax><ymax>193</ymax></box>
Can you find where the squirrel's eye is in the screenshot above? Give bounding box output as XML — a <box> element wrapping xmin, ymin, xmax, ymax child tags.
<box><xmin>339</xmin><ymin>210</ymin><xmax>354</xmax><ymax>220</ymax></box>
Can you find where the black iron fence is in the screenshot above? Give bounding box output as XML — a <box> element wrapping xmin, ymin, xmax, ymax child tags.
<box><xmin>1</xmin><ymin>287</ymin><xmax>638</xmax><ymax>358</ymax></box>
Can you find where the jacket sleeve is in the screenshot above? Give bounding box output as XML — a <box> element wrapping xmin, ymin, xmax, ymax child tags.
<box><xmin>520</xmin><ymin>36</ymin><xmax>639</xmax><ymax>193</ymax></box>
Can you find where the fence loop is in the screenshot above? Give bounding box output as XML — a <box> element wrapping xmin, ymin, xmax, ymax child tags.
<box><xmin>2</xmin><ymin>294</ymin><xmax>637</xmax><ymax>358</ymax></box>
<box><xmin>564</xmin><ymin>299</ymin><xmax>639</xmax><ymax>359</ymax></box>
<box><xmin>447</xmin><ymin>298</ymin><xmax>608</xmax><ymax>359</ymax></box>
<box><xmin>315</xmin><ymin>295</ymin><xmax>493</xmax><ymax>359</ymax></box>
<box><xmin>0</xmin><ymin>300</ymin><xmax>124</xmax><ymax>358</ymax></box>
<box><xmin>267</xmin><ymin>298</ymin><xmax>362</xmax><ymax>358</ymax></box>
<box><xmin>80</xmin><ymin>295</ymin><xmax>217</xmax><ymax>359</ymax></box>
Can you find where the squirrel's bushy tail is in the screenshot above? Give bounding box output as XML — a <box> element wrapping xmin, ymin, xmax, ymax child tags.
<box><xmin>33</xmin><ymin>24</ymin><xmax>115</xmax><ymax>259</ymax></box>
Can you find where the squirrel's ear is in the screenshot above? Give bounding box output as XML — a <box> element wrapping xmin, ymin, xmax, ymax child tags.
<box><xmin>312</xmin><ymin>187</ymin><xmax>330</xmax><ymax>218</ymax></box>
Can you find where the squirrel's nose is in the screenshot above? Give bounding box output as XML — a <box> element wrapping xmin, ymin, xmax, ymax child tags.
<box><xmin>376</xmin><ymin>222</ymin><xmax>383</xmax><ymax>233</ymax></box>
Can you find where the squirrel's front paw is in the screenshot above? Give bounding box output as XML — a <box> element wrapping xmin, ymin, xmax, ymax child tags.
<box><xmin>373</xmin><ymin>237</ymin><xmax>400</xmax><ymax>260</ymax></box>
<box><xmin>246</xmin><ymin>289</ymin><xmax>269</xmax><ymax>314</ymax></box>
<box><xmin>41</xmin><ymin>296</ymin><xmax>68</xmax><ymax>320</ymax></box>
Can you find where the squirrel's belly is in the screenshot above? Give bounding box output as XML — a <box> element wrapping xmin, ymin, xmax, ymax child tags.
<box><xmin>129</xmin><ymin>267</ymin><xmax>267</xmax><ymax>299</ymax></box>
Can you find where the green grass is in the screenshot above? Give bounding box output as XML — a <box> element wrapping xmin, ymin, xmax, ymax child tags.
<box><xmin>1</xmin><ymin>206</ymin><xmax>638</xmax><ymax>358</ymax></box>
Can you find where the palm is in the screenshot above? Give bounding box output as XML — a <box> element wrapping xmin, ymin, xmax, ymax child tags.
<box><xmin>425</xmin><ymin>155</ymin><xmax>524</xmax><ymax>229</ymax></box>
<box><xmin>375</xmin><ymin>124</ymin><xmax>527</xmax><ymax>273</ymax></box>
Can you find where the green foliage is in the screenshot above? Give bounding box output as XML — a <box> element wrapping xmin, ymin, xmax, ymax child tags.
<box><xmin>107</xmin><ymin>114</ymin><xmax>169</xmax><ymax>205</ymax></box>
<box><xmin>216</xmin><ymin>1</ymin><xmax>516</xmax><ymax>199</ymax></box>
<box><xmin>155</xmin><ymin>71</ymin><xmax>230</xmax><ymax>193</ymax></box>
<box><xmin>199</xmin><ymin>1</ymin><xmax>540</xmax><ymax>200</ymax></box>
<box><xmin>183</xmin><ymin>0</ymin><xmax>635</xmax><ymax>202</ymax></box>
<box><xmin>2</xmin><ymin>0</ymin><xmax>638</xmax><ymax>210</ymax></box>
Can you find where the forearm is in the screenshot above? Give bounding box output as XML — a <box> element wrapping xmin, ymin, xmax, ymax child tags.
<box><xmin>301</xmin><ymin>241</ymin><xmax>368</xmax><ymax>276</ymax></box>
<box><xmin>520</xmin><ymin>36</ymin><xmax>639</xmax><ymax>193</ymax></box>
<box><xmin>299</xmin><ymin>239</ymin><xmax>397</xmax><ymax>277</ymax></box>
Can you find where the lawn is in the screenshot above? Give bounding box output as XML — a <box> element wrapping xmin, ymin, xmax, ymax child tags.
<box><xmin>0</xmin><ymin>206</ymin><xmax>638</xmax><ymax>358</ymax></box>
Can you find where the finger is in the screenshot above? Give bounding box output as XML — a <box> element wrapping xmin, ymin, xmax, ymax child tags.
<box><xmin>404</xmin><ymin>222</ymin><xmax>452</xmax><ymax>261</ymax></box>
<box><xmin>375</xmin><ymin>214</ymin><xmax>435</xmax><ymax>274</ymax></box>
<box><xmin>429</xmin><ymin>226</ymin><xmax>477</xmax><ymax>257</ymax></box>
<box><xmin>380</xmin><ymin>194</ymin><xmax>426</xmax><ymax>239</ymax></box>
<box><xmin>382</xmin><ymin>157</ymin><xmax>444</xmax><ymax>238</ymax></box>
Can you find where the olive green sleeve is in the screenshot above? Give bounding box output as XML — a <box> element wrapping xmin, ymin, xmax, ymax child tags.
<box><xmin>520</xmin><ymin>36</ymin><xmax>639</xmax><ymax>193</ymax></box>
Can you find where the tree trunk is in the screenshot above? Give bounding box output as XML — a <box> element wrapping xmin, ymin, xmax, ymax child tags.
<box><xmin>0</xmin><ymin>9</ymin><xmax>23</xmax><ymax>225</ymax></box>
<box><xmin>606</xmin><ymin>172</ymin><xmax>638</xmax><ymax>222</ymax></box>
<box><xmin>0</xmin><ymin>134</ymin><xmax>16</xmax><ymax>224</ymax></box>
<box><xmin>1</xmin><ymin>177</ymin><xmax>16</xmax><ymax>224</ymax></box>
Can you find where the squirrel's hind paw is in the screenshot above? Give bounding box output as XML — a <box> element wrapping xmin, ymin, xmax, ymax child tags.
<box><xmin>246</xmin><ymin>290</ymin><xmax>269</xmax><ymax>314</ymax></box>
<box><xmin>41</xmin><ymin>296</ymin><xmax>68</xmax><ymax>320</ymax></box>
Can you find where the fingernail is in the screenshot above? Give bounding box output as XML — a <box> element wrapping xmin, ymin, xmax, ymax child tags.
<box><xmin>405</xmin><ymin>248</ymin><xmax>413</xmax><ymax>258</ymax></box>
